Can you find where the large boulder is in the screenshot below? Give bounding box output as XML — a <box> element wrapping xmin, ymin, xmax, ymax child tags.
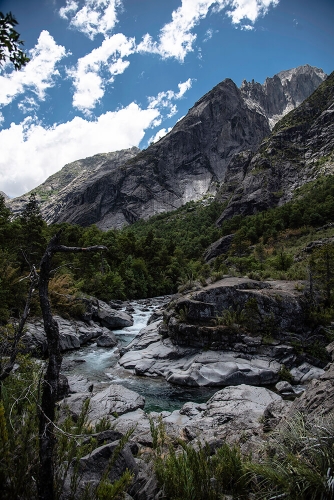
<box><xmin>61</xmin><ymin>439</ymin><xmax>138</xmax><ymax>499</ymax></box>
<box><xmin>62</xmin><ymin>384</ymin><xmax>145</xmax><ymax>424</ymax></box>
<box><xmin>163</xmin><ymin>278</ymin><xmax>331</xmax><ymax>364</ymax></box>
<box><xmin>93</xmin><ymin>301</ymin><xmax>133</xmax><ymax>330</ymax></box>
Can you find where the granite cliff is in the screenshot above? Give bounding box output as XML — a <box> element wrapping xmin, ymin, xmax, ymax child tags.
<box><xmin>8</xmin><ymin>65</ymin><xmax>326</xmax><ymax>229</ymax></box>
<box><xmin>217</xmin><ymin>70</ymin><xmax>334</xmax><ymax>224</ymax></box>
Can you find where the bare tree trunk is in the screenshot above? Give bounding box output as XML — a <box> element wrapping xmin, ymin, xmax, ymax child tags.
<box><xmin>37</xmin><ymin>231</ymin><xmax>106</xmax><ymax>500</ymax></box>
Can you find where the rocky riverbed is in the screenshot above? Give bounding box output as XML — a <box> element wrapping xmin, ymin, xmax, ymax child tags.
<box><xmin>20</xmin><ymin>278</ymin><xmax>334</xmax><ymax>499</ymax></box>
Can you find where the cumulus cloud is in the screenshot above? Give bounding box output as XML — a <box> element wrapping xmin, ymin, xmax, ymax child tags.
<box><xmin>226</xmin><ymin>0</ymin><xmax>279</xmax><ymax>25</ymax></box>
<box><xmin>0</xmin><ymin>31</ymin><xmax>67</xmax><ymax>107</ymax></box>
<box><xmin>138</xmin><ymin>0</ymin><xmax>279</xmax><ymax>60</ymax></box>
<box><xmin>148</xmin><ymin>127</ymin><xmax>173</xmax><ymax>145</ymax></box>
<box><xmin>0</xmin><ymin>104</ymin><xmax>159</xmax><ymax>198</ymax></box>
<box><xmin>59</xmin><ymin>0</ymin><xmax>122</xmax><ymax>39</ymax></box>
<box><xmin>68</xmin><ymin>33</ymin><xmax>135</xmax><ymax>113</ymax></box>
<box><xmin>0</xmin><ymin>76</ymin><xmax>193</xmax><ymax>197</ymax></box>
<box><xmin>148</xmin><ymin>78</ymin><xmax>193</xmax><ymax>115</ymax></box>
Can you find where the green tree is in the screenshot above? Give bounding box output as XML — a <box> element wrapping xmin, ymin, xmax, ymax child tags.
<box><xmin>311</xmin><ymin>244</ymin><xmax>334</xmax><ymax>307</ymax></box>
<box><xmin>19</xmin><ymin>193</ymin><xmax>47</xmax><ymax>267</ymax></box>
<box><xmin>0</xmin><ymin>11</ymin><xmax>30</xmax><ymax>70</ymax></box>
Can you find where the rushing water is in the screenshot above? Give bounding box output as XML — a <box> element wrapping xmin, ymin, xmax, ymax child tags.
<box><xmin>62</xmin><ymin>297</ymin><xmax>217</xmax><ymax>412</ymax></box>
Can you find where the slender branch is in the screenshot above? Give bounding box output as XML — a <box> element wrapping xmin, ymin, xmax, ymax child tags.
<box><xmin>0</xmin><ymin>266</ymin><xmax>39</xmax><ymax>382</ymax></box>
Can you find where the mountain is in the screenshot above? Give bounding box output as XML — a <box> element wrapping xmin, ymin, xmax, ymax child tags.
<box><xmin>217</xmin><ymin>70</ymin><xmax>334</xmax><ymax>224</ymax></box>
<box><xmin>9</xmin><ymin>65</ymin><xmax>327</xmax><ymax>229</ymax></box>
<box><xmin>8</xmin><ymin>147</ymin><xmax>140</xmax><ymax>219</ymax></box>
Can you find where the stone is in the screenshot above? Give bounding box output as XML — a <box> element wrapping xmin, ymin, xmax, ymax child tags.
<box><xmin>285</xmin><ymin>361</ymin><xmax>334</xmax><ymax>418</ymax></box>
<box><xmin>118</xmin><ymin>336</ymin><xmax>281</xmax><ymax>387</ymax></box>
<box><xmin>93</xmin><ymin>301</ymin><xmax>133</xmax><ymax>330</ymax></box>
<box><xmin>60</xmin><ymin>440</ymin><xmax>138</xmax><ymax>498</ymax></box>
<box><xmin>61</xmin><ymin>384</ymin><xmax>145</xmax><ymax>425</ymax></box>
<box><xmin>96</xmin><ymin>331</ymin><xmax>118</xmax><ymax>347</ymax></box>
<box><xmin>275</xmin><ymin>381</ymin><xmax>294</xmax><ymax>394</ymax></box>
<box><xmin>290</xmin><ymin>362</ymin><xmax>325</xmax><ymax>383</ymax></box>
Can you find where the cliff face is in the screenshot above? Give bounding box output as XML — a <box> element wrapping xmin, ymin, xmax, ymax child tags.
<box><xmin>9</xmin><ymin>65</ymin><xmax>327</xmax><ymax>229</ymax></box>
<box><xmin>217</xmin><ymin>71</ymin><xmax>334</xmax><ymax>224</ymax></box>
<box><xmin>240</xmin><ymin>64</ymin><xmax>326</xmax><ymax>128</ymax></box>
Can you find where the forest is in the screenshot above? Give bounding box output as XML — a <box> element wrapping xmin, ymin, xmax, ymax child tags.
<box><xmin>1</xmin><ymin>173</ymin><xmax>334</xmax><ymax>323</ymax></box>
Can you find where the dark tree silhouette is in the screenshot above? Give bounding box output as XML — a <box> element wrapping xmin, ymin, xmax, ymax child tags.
<box><xmin>36</xmin><ymin>231</ymin><xmax>107</xmax><ymax>500</ymax></box>
<box><xmin>0</xmin><ymin>11</ymin><xmax>30</xmax><ymax>70</ymax></box>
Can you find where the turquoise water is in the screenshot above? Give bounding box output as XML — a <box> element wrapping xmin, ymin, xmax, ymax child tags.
<box><xmin>62</xmin><ymin>298</ymin><xmax>217</xmax><ymax>412</ymax></box>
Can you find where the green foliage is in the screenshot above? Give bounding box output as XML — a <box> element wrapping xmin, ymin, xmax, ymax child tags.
<box><xmin>279</xmin><ymin>364</ymin><xmax>293</xmax><ymax>383</ymax></box>
<box><xmin>247</xmin><ymin>412</ymin><xmax>334</xmax><ymax>499</ymax></box>
<box><xmin>152</xmin><ymin>412</ymin><xmax>334</xmax><ymax>500</ymax></box>
<box><xmin>0</xmin><ymin>361</ymin><xmax>133</xmax><ymax>500</ymax></box>
<box><xmin>0</xmin><ymin>11</ymin><xmax>30</xmax><ymax>70</ymax></box>
<box><xmin>0</xmin><ymin>357</ymin><xmax>41</xmax><ymax>499</ymax></box>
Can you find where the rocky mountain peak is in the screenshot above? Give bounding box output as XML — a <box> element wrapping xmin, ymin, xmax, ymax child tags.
<box><xmin>240</xmin><ymin>64</ymin><xmax>327</xmax><ymax>128</ymax></box>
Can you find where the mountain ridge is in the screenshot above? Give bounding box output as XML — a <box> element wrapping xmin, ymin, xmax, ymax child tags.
<box><xmin>7</xmin><ymin>65</ymin><xmax>328</xmax><ymax>230</ymax></box>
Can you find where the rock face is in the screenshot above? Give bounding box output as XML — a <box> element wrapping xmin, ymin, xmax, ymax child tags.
<box><xmin>164</xmin><ymin>278</ymin><xmax>312</xmax><ymax>348</ymax></box>
<box><xmin>217</xmin><ymin>70</ymin><xmax>334</xmax><ymax>223</ymax></box>
<box><xmin>240</xmin><ymin>65</ymin><xmax>326</xmax><ymax>129</ymax></box>
<box><xmin>115</xmin><ymin>278</ymin><xmax>330</xmax><ymax>387</ymax></box>
<box><xmin>8</xmin><ymin>147</ymin><xmax>140</xmax><ymax>220</ymax></box>
<box><xmin>21</xmin><ymin>298</ymin><xmax>132</xmax><ymax>355</ymax></box>
<box><xmin>8</xmin><ymin>65</ymin><xmax>326</xmax><ymax>230</ymax></box>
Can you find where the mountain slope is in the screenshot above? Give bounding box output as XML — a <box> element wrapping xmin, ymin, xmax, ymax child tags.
<box><xmin>217</xmin><ymin>70</ymin><xmax>334</xmax><ymax>224</ymax></box>
<box><xmin>9</xmin><ymin>65</ymin><xmax>327</xmax><ymax>229</ymax></box>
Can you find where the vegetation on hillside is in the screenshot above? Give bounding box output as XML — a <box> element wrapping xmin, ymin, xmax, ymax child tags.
<box><xmin>151</xmin><ymin>413</ymin><xmax>334</xmax><ymax>499</ymax></box>
<box><xmin>1</xmin><ymin>175</ymin><xmax>334</xmax><ymax>323</ymax></box>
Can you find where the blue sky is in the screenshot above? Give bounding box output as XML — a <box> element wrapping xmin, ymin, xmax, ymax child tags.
<box><xmin>0</xmin><ymin>0</ymin><xmax>333</xmax><ymax>198</ymax></box>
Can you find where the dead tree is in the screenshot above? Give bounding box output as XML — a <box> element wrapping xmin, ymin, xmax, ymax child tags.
<box><xmin>37</xmin><ymin>231</ymin><xmax>106</xmax><ymax>500</ymax></box>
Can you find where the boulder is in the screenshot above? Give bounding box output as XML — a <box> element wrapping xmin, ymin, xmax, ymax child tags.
<box><xmin>285</xmin><ymin>362</ymin><xmax>334</xmax><ymax>418</ymax></box>
<box><xmin>96</xmin><ymin>331</ymin><xmax>118</xmax><ymax>347</ymax></box>
<box><xmin>61</xmin><ymin>440</ymin><xmax>138</xmax><ymax>499</ymax></box>
<box><xmin>290</xmin><ymin>362</ymin><xmax>325</xmax><ymax>383</ymax></box>
<box><xmin>93</xmin><ymin>301</ymin><xmax>133</xmax><ymax>330</ymax></box>
<box><xmin>204</xmin><ymin>234</ymin><xmax>235</xmax><ymax>262</ymax></box>
<box><xmin>62</xmin><ymin>384</ymin><xmax>145</xmax><ymax>424</ymax></box>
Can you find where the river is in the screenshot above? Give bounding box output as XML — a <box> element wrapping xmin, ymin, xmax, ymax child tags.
<box><xmin>62</xmin><ymin>297</ymin><xmax>217</xmax><ymax>412</ymax></box>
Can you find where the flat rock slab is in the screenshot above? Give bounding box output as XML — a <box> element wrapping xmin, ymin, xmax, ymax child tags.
<box><xmin>62</xmin><ymin>384</ymin><xmax>145</xmax><ymax>424</ymax></box>
<box><xmin>118</xmin><ymin>338</ymin><xmax>280</xmax><ymax>387</ymax></box>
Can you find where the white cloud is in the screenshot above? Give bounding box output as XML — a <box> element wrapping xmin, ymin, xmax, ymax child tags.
<box><xmin>59</xmin><ymin>0</ymin><xmax>79</xmax><ymax>19</ymax></box>
<box><xmin>17</xmin><ymin>97</ymin><xmax>39</xmax><ymax>114</ymax></box>
<box><xmin>68</xmin><ymin>33</ymin><xmax>135</xmax><ymax>113</ymax></box>
<box><xmin>0</xmin><ymin>31</ymin><xmax>67</xmax><ymax>107</ymax></box>
<box><xmin>203</xmin><ymin>28</ymin><xmax>214</xmax><ymax>41</ymax></box>
<box><xmin>138</xmin><ymin>0</ymin><xmax>279</xmax><ymax>60</ymax></box>
<box><xmin>0</xmin><ymin>104</ymin><xmax>159</xmax><ymax>198</ymax></box>
<box><xmin>226</xmin><ymin>0</ymin><xmax>279</xmax><ymax>25</ymax></box>
<box><xmin>148</xmin><ymin>78</ymin><xmax>193</xmax><ymax>114</ymax></box>
<box><xmin>240</xmin><ymin>24</ymin><xmax>254</xmax><ymax>30</ymax></box>
<box><xmin>148</xmin><ymin>127</ymin><xmax>173</xmax><ymax>145</ymax></box>
<box><xmin>138</xmin><ymin>0</ymin><xmax>221</xmax><ymax>61</ymax></box>
<box><xmin>0</xmin><ymin>112</ymin><xmax>4</xmax><ymax>127</ymax></box>
<box><xmin>60</xmin><ymin>0</ymin><xmax>122</xmax><ymax>39</ymax></box>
